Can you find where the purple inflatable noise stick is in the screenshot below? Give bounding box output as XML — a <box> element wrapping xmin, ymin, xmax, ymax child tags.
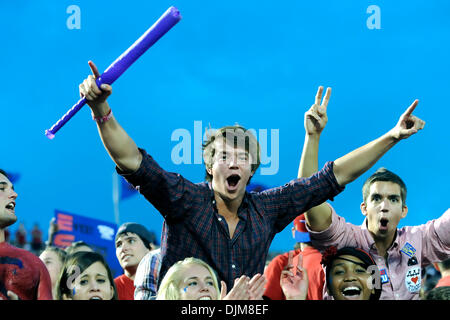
<box><xmin>45</xmin><ymin>6</ymin><xmax>181</xmax><ymax>139</ymax></box>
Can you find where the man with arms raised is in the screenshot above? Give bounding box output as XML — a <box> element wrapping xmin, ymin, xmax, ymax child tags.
<box><xmin>79</xmin><ymin>61</ymin><xmax>425</xmax><ymax>291</ymax></box>
<box><xmin>298</xmin><ymin>87</ymin><xmax>449</xmax><ymax>299</ymax></box>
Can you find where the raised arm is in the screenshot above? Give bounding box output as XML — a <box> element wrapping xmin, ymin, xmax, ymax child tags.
<box><xmin>299</xmin><ymin>88</ymin><xmax>425</xmax><ymax>232</ymax></box>
<box><xmin>45</xmin><ymin>217</ymin><xmax>57</xmax><ymax>246</ymax></box>
<box><xmin>333</xmin><ymin>99</ymin><xmax>425</xmax><ymax>186</ymax></box>
<box><xmin>79</xmin><ymin>61</ymin><xmax>142</xmax><ymax>173</ymax></box>
<box><xmin>298</xmin><ymin>86</ymin><xmax>333</xmax><ymax>231</ymax></box>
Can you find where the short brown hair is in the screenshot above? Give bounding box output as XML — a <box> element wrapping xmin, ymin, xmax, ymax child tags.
<box><xmin>362</xmin><ymin>168</ymin><xmax>407</xmax><ymax>206</ymax></box>
<box><xmin>202</xmin><ymin>125</ymin><xmax>261</xmax><ymax>182</ymax></box>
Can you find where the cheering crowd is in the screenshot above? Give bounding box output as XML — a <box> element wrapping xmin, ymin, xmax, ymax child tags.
<box><xmin>1</xmin><ymin>61</ymin><xmax>449</xmax><ymax>300</ymax></box>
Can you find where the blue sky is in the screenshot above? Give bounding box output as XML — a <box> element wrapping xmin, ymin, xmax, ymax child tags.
<box><xmin>1</xmin><ymin>0</ymin><xmax>449</xmax><ymax>253</ymax></box>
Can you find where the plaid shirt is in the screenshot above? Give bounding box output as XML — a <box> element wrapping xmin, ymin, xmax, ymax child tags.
<box><xmin>119</xmin><ymin>148</ymin><xmax>344</xmax><ymax>290</ymax></box>
<box><xmin>134</xmin><ymin>248</ymin><xmax>161</xmax><ymax>300</ymax></box>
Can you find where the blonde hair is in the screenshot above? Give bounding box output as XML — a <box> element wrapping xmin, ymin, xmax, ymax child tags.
<box><xmin>156</xmin><ymin>257</ymin><xmax>220</xmax><ymax>300</ymax></box>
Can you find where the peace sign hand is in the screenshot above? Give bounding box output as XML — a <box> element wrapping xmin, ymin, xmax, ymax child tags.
<box><xmin>304</xmin><ymin>86</ymin><xmax>331</xmax><ymax>136</ymax></box>
<box><xmin>280</xmin><ymin>251</ymin><xmax>309</xmax><ymax>300</ymax></box>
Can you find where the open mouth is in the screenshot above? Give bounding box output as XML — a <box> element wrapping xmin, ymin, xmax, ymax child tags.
<box><xmin>226</xmin><ymin>174</ymin><xmax>241</xmax><ymax>190</ymax></box>
<box><xmin>379</xmin><ymin>218</ymin><xmax>389</xmax><ymax>231</ymax></box>
<box><xmin>5</xmin><ymin>202</ymin><xmax>15</xmax><ymax>213</ymax></box>
<box><xmin>198</xmin><ymin>296</ymin><xmax>212</xmax><ymax>300</ymax></box>
<box><xmin>89</xmin><ymin>296</ymin><xmax>103</xmax><ymax>300</ymax></box>
<box><xmin>341</xmin><ymin>286</ymin><xmax>363</xmax><ymax>300</ymax></box>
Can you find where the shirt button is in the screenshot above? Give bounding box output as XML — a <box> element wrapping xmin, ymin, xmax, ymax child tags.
<box><xmin>212</xmin><ymin>200</ymin><xmax>216</xmax><ymax>204</ymax></box>
<box><xmin>218</xmin><ymin>218</ymin><xmax>222</xmax><ymax>221</ymax></box>
<box><xmin>232</xmin><ymin>264</ymin><xmax>236</xmax><ymax>269</ymax></box>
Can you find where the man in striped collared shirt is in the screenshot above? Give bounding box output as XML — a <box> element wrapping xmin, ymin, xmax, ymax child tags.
<box><xmin>298</xmin><ymin>87</ymin><xmax>448</xmax><ymax>300</ymax></box>
<box><xmin>80</xmin><ymin>66</ymin><xmax>424</xmax><ymax>292</ymax></box>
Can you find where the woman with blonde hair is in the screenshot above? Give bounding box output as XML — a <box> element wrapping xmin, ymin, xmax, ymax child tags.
<box><xmin>157</xmin><ymin>257</ymin><xmax>266</xmax><ymax>300</ymax></box>
<box><xmin>39</xmin><ymin>246</ymin><xmax>67</xmax><ymax>299</ymax></box>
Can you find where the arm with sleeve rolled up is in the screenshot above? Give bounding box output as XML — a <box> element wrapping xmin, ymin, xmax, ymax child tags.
<box><xmin>79</xmin><ymin>61</ymin><xmax>142</xmax><ymax>173</ymax></box>
<box><xmin>299</xmin><ymin>87</ymin><xmax>425</xmax><ymax>232</ymax></box>
<box><xmin>261</xmin><ymin>87</ymin><xmax>341</xmax><ymax>232</ymax></box>
<box><xmin>298</xmin><ymin>86</ymin><xmax>334</xmax><ymax>232</ymax></box>
<box><xmin>420</xmin><ymin>208</ymin><xmax>450</xmax><ymax>265</ymax></box>
<box><xmin>332</xmin><ymin>99</ymin><xmax>425</xmax><ymax>186</ymax></box>
<box><xmin>80</xmin><ymin>61</ymin><xmax>198</xmax><ymax>219</ymax></box>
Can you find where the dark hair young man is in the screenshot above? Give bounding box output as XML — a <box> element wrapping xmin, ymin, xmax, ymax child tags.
<box><xmin>114</xmin><ymin>222</ymin><xmax>154</xmax><ymax>300</ymax></box>
<box><xmin>0</xmin><ymin>169</ymin><xmax>52</xmax><ymax>300</ymax></box>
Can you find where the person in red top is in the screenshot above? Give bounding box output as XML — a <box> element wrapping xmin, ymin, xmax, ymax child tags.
<box><xmin>31</xmin><ymin>223</ymin><xmax>43</xmax><ymax>253</ymax></box>
<box><xmin>0</xmin><ymin>169</ymin><xmax>52</xmax><ymax>300</ymax></box>
<box><xmin>264</xmin><ymin>213</ymin><xmax>324</xmax><ymax>300</ymax></box>
<box><xmin>434</xmin><ymin>258</ymin><xmax>450</xmax><ymax>288</ymax></box>
<box><xmin>114</xmin><ymin>222</ymin><xmax>155</xmax><ymax>300</ymax></box>
<box><xmin>14</xmin><ymin>223</ymin><xmax>26</xmax><ymax>249</ymax></box>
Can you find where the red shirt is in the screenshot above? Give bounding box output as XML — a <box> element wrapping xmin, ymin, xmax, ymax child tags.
<box><xmin>114</xmin><ymin>274</ymin><xmax>135</xmax><ymax>300</ymax></box>
<box><xmin>0</xmin><ymin>242</ymin><xmax>52</xmax><ymax>300</ymax></box>
<box><xmin>293</xmin><ymin>246</ymin><xmax>324</xmax><ymax>300</ymax></box>
<box><xmin>31</xmin><ymin>229</ymin><xmax>42</xmax><ymax>244</ymax></box>
<box><xmin>15</xmin><ymin>230</ymin><xmax>26</xmax><ymax>246</ymax></box>
<box><xmin>264</xmin><ymin>247</ymin><xmax>324</xmax><ymax>300</ymax></box>
<box><xmin>264</xmin><ymin>250</ymin><xmax>295</xmax><ymax>300</ymax></box>
<box><xmin>435</xmin><ymin>275</ymin><xmax>450</xmax><ymax>288</ymax></box>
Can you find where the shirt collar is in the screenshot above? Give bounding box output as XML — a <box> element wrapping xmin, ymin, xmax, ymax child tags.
<box><xmin>208</xmin><ymin>183</ymin><xmax>249</xmax><ymax>219</ymax></box>
<box><xmin>362</xmin><ymin>218</ymin><xmax>400</xmax><ymax>252</ymax></box>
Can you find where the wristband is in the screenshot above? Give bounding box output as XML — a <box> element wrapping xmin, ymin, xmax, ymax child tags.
<box><xmin>92</xmin><ymin>109</ymin><xmax>113</xmax><ymax>124</ymax></box>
